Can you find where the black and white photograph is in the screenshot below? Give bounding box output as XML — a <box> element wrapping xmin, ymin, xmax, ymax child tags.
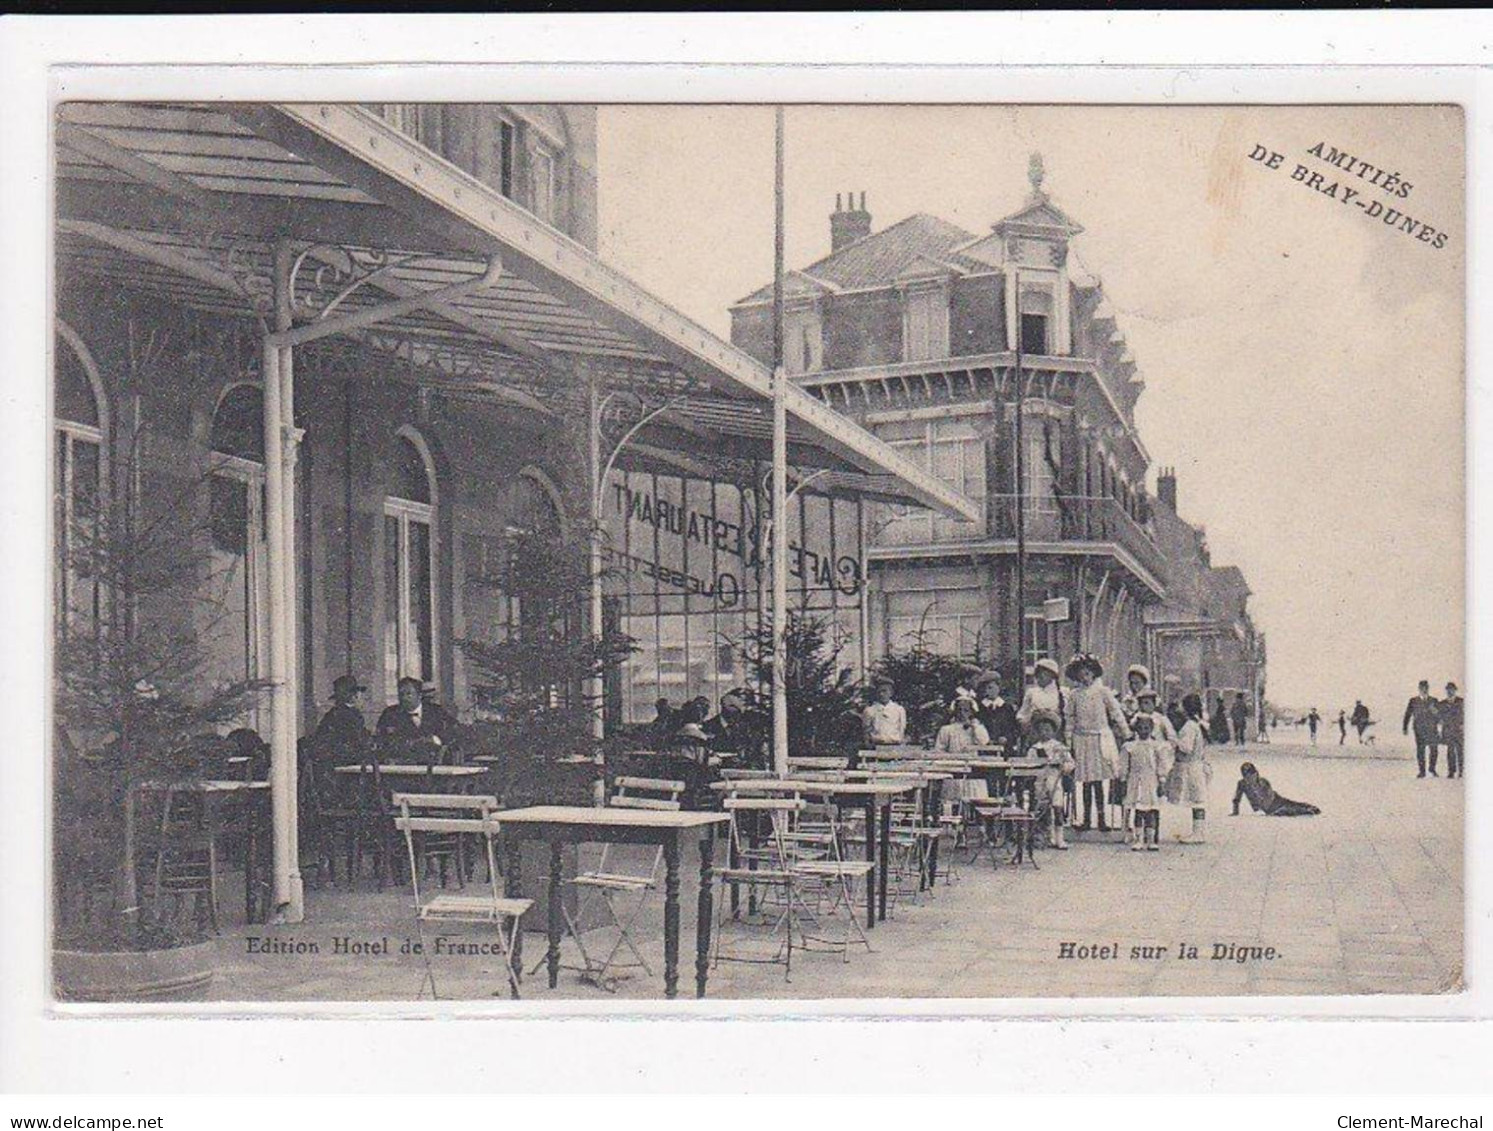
<box><xmin>38</xmin><ymin>91</ymin><xmax>1466</xmax><ymax>1008</ymax></box>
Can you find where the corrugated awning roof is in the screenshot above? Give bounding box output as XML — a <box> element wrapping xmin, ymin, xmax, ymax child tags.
<box><xmin>54</xmin><ymin>101</ymin><xmax>979</xmax><ymax>519</ymax></box>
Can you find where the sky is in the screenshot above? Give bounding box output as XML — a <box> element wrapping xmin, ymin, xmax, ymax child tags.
<box><xmin>594</xmin><ymin>105</ymin><xmax>1465</xmax><ymax>719</ymax></box>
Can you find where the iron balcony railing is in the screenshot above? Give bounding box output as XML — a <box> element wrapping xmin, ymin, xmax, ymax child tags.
<box><xmin>877</xmin><ymin>493</ymin><xmax>1168</xmax><ymax>586</ymax></box>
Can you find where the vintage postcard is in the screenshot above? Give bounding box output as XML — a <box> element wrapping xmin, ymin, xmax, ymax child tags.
<box><xmin>47</xmin><ymin>96</ymin><xmax>1464</xmax><ymax>1007</ymax></box>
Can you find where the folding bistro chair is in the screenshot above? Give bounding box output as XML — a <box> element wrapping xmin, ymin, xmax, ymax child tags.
<box><xmin>542</xmin><ymin>776</ymin><xmax>685</xmax><ymax>991</ymax></box>
<box><xmin>393</xmin><ymin>794</ymin><xmax>530</xmax><ymax>999</ymax></box>
<box><xmin>712</xmin><ymin>796</ymin><xmax>807</xmax><ymax>980</ymax></box>
<box><xmin>788</xmin><ymin>798</ymin><xmax>874</xmax><ymax>961</ymax></box>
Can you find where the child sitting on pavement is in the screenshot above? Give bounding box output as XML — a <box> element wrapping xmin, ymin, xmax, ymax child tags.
<box><xmin>1121</xmin><ymin>713</ymin><xmax>1171</xmax><ymax>853</ymax></box>
<box><xmin>1028</xmin><ymin>709</ymin><xmax>1076</xmax><ymax>851</ymax></box>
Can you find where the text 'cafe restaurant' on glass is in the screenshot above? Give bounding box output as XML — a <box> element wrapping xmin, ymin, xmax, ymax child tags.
<box><xmin>52</xmin><ymin>101</ymin><xmax>979</xmax><ymax>922</ymax></box>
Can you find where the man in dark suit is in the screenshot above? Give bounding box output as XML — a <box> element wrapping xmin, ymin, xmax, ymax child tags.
<box><xmin>1403</xmin><ymin>680</ymin><xmax>1442</xmax><ymax>778</ymax></box>
<box><xmin>310</xmin><ymin>675</ymin><xmax>371</xmax><ymax>765</ymax></box>
<box><xmin>376</xmin><ymin>676</ymin><xmax>460</xmax><ymax>762</ymax></box>
<box><xmin>1440</xmin><ymin>681</ymin><xmax>1464</xmax><ymax>780</ymax></box>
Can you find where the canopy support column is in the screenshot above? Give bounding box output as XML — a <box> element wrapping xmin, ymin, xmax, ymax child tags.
<box><xmin>770</xmin><ymin>107</ymin><xmax>789</xmax><ymax>779</ymax></box>
<box><xmin>588</xmin><ymin>376</ymin><xmax>607</xmax><ymax>805</ymax></box>
<box><xmin>264</xmin><ymin>240</ymin><xmax>304</xmax><ymax>923</ymax></box>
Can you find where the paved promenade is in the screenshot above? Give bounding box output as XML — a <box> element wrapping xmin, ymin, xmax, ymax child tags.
<box><xmin>209</xmin><ymin>742</ymin><xmax>1461</xmax><ymax>1002</ymax></box>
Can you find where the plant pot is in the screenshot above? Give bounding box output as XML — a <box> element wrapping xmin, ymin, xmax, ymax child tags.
<box><xmin>53</xmin><ymin>939</ymin><xmax>217</xmax><ymax>1003</ymax></box>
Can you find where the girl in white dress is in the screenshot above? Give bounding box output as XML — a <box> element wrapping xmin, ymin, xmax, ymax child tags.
<box><xmin>935</xmin><ymin>693</ymin><xmax>991</xmax><ymax>803</ymax></box>
<box><xmin>1167</xmin><ymin>692</ymin><xmax>1213</xmax><ymax>843</ymax></box>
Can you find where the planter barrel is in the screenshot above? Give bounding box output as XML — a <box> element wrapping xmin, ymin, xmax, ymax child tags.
<box><xmin>53</xmin><ymin>940</ymin><xmax>217</xmax><ymax>1003</ymax></box>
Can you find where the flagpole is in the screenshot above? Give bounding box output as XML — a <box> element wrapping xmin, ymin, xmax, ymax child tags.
<box><xmin>771</xmin><ymin>106</ymin><xmax>790</xmax><ymax>778</ymax></box>
<box><xmin>1014</xmin><ymin>267</ymin><xmax>1026</xmax><ymax>675</ymax></box>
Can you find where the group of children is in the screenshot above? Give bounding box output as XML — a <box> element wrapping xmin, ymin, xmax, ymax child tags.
<box><xmin>1013</xmin><ymin>654</ymin><xmax>1212</xmax><ymax>855</ymax></box>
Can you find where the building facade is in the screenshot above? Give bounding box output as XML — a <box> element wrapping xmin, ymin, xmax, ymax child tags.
<box><xmin>53</xmin><ymin>101</ymin><xmax>974</xmax><ymax>920</ymax></box>
<box><xmin>730</xmin><ymin>161</ymin><xmax>1173</xmax><ymax>686</ymax></box>
<box><xmin>1145</xmin><ymin>468</ymin><xmax>1268</xmax><ymax>726</ymax></box>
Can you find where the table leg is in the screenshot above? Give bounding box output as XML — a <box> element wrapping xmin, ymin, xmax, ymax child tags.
<box><xmin>547</xmin><ymin>840</ymin><xmax>563</xmax><ymax>990</ymax></box>
<box><xmin>926</xmin><ymin>780</ymin><xmax>944</xmax><ymax>888</ymax></box>
<box><xmin>878</xmin><ymin>801</ymin><xmax>891</xmax><ymax>922</ymax></box>
<box><xmin>663</xmin><ymin>833</ymin><xmax>681</xmax><ymax>999</ymax></box>
<box><xmin>695</xmin><ymin>832</ymin><xmax>714</xmax><ymax>999</ymax></box>
<box><xmin>862</xmin><ymin>797</ymin><xmax>876</xmax><ymax>930</ymax></box>
<box><xmin>503</xmin><ymin>836</ymin><xmax>524</xmax><ymax>981</ymax></box>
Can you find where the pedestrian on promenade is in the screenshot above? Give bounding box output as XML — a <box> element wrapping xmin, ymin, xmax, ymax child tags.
<box><xmin>1337</xmin><ymin>710</ymin><xmax>1347</xmax><ymax>745</ymax></box>
<box><xmin>1122</xmin><ymin>713</ymin><xmax>1171</xmax><ymax>851</ymax></box>
<box><xmin>1402</xmin><ymin>680</ymin><xmax>1442</xmax><ymax>778</ymax></box>
<box><xmin>1167</xmin><ymin>692</ymin><xmax>1212</xmax><ymax>844</ymax></box>
<box><xmin>1305</xmin><ymin>708</ymin><xmax>1320</xmax><ymax>745</ymax></box>
<box><xmin>1441</xmin><ymin>682</ymin><xmax>1464</xmax><ymax>779</ymax></box>
<box><xmin>1230</xmin><ymin>692</ymin><xmax>1249</xmax><ymax>747</ymax></box>
<box><xmin>1230</xmin><ymin>762</ymin><xmax>1320</xmax><ymax>816</ymax></box>
<box><xmin>1351</xmin><ymin>700</ymin><xmax>1373</xmax><ymax>744</ymax></box>
<box><xmin>1209</xmin><ymin>699</ymin><xmax>1231</xmax><ymax>745</ymax></box>
<box><xmin>1063</xmin><ymin>653</ymin><xmax>1131</xmax><ymax>832</ymax></box>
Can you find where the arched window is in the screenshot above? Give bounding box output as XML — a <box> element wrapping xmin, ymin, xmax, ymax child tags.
<box><xmin>205</xmin><ymin>384</ymin><xmax>269</xmax><ymax>695</ymax></box>
<box><xmin>383</xmin><ymin>430</ymin><xmax>438</xmax><ymax>700</ymax></box>
<box><xmin>54</xmin><ymin>325</ymin><xmax>106</xmax><ymax>639</ymax></box>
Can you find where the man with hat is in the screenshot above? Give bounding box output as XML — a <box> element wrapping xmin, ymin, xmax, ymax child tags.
<box><xmin>1441</xmin><ymin>681</ymin><xmax>1464</xmax><ymax>780</ymax></box>
<box><xmin>1402</xmin><ymin>679</ymin><xmax>1442</xmax><ymax>778</ymax></box>
<box><xmin>975</xmin><ymin>669</ymin><xmax>1020</xmax><ymax>753</ymax></box>
<box><xmin>862</xmin><ymin>677</ymin><xmax>908</xmax><ymax>747</ymax></box>
<box><xmin>310</xmin><ymin>674</ymin><xmax>370</xmax><ymax>765</ymax></box>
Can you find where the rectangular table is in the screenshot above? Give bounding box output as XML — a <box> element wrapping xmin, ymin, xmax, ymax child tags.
<box><xmin>491</xmin><ymin>806</ymin><xmax>730</xmax><ymax>1000</ymax></box>
<box><xmin>709</xmin><ymin>778</ymin><xmax>916</xmax><ymax>927</ymax></box>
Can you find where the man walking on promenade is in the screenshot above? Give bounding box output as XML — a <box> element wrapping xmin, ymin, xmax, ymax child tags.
<box><xmin>1403</xmin><ymin>680</ymin><xmax>1442</xmax><ymax>778</ymax></box>
<box><xmin>1230</xmin><ymin>692</ymin><xmax>1249</xmax><ymax>747</ymax></box>
<box><xmin>1440</xmin><ymin>681</ymin><xmax>1464</xmax><ymax>780</ymax></box>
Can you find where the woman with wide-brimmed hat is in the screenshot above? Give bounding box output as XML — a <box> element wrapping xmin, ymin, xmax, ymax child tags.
<box><xmin>1062</xmin><ymin>652</ymin><xmax>1131</xmax><ymax>831</ymax></box>
<box><xmin>1016</xmin><ymin>657</ymin><xmax>1065</xmax><ymax>741</ymax></box>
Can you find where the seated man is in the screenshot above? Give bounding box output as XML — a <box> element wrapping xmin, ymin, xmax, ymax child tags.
<box><xmin>1231</xmin><ymin>762</ymin><xmax>1320</xmax><ymax>817</ymax></box>
<box><xmin>310</xmin><ymin>675</ymin><xmax>370</xmax><ymax>766</ymax></box>
<box><xmin>703</xmin><ymin>689</ymin><xmax>762</xmax><ymax>767</ymax></box>
<box><xmin>376</xmin><ymin>676</ymin><xmax>461</xmax><ymax>763</ymax></box>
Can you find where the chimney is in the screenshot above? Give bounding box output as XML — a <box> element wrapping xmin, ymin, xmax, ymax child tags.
<box><xmin>1156</xmin><ymin>466</ymin><xmax>1178</xmax><ymax>512</ymax></box>
<box><xmin>830</xmin><ymin>190</ymin><xmax>872</xmax><ymax>252</ymax></box>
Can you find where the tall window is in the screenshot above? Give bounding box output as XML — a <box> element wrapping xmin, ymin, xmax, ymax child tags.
<box><xmin>1018</xmin><ymin>286</ymin><xmax>1053</xmax><ymax>356</ymax></box>
<box><xmin>55</xmin><ymin>330</ymin><xmax>105</xmax><ymax>641</ymax></box>
<box><xmin>877</xmin><ymin>420</ymin><xmax>985</xmax><ymax>545</ymax></box>
<box><xmin>1022</xmin><ymin>604</ymin><xmax>1056</xmax><ymax>673</ymax></box>
<box><xmin>902</xmin><ymin>287</ymin><xmax>949</xmax><ymax>362</ymax></box>
<box><xmin>496</xmin><ymin>117</ymin><xmax>516</xmax><ymax>199</ymax></box>
<box><xmin>1021</xmin><ymin>413</ymin><xmax>1062</xmax><ymax>539</ymax></box>
<box><xmin>383</xmin><ymin>434</ymin><xmax>438</xmax><ymax>701</ymax></box>
<box><xmin>783</xmin><ymin>308</ymin><xmax>823</xmax><ymax>376</ymax></box>
<box><xmin>207</xmin><ymin>385</ymin><xmax>269</xmax><ymax>694</ymax></box>
<box><xmin>531</xmin><ymin>141</ymin><xmax>557</xmax><ymax>224</ymax></box>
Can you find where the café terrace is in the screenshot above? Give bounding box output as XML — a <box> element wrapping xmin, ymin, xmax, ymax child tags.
<box><xmin>52</xmin><ymin>101</ymin><xmax>986</xmax><ymax>998</ymax></box>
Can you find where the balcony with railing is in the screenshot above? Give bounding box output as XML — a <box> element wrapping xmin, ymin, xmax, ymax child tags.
<box><xmin>873</xmin><ymin>493</ymin><xmax>1168</xmax><ymax>596</ymax></box>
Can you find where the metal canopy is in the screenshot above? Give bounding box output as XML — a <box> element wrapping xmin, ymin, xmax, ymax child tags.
<box><xmin>54</xmin><ymin>100</ymin><xmax>980</xmax><ymax>521</ymax></box>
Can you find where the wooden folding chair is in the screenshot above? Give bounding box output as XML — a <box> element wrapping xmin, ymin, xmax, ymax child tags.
<box><xmin>393</xmin><ymin>795</ymin><xmax>530</xmax><ymax>999</ymax></box>
<box><xmin>545</xmin><ymin>776</ymin><xmax>685</xmax><ymax>991</ymax></box>
<box><xmin>713</xmin><ymin>796</ymin><xmax>806</xmax><ymax>980</ymax></box>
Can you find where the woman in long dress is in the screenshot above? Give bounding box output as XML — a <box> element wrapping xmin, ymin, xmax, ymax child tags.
<box><xmin>1168</xmin><ymin>692</ymin><xmax>1213</xmax><ymax>842</ymax></box>
<box><xmin>1062</xmin><ymin>653</ymin><xmax>1131</xmax><ymax>832</ymax></box>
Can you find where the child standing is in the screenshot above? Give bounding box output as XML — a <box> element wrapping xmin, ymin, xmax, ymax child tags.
<box><xmin>1028</xmin><ymin>709</ymin><xmax>1075</xmax><ymax>850</ymax></box>
<box><xmin>1121</xmin><ymin>713</ymin><xmax>1171</xmax><ymax>851</ymax></box>
<box><xmin>1167</xmin><ymin>692</ymin><xmax>1213</xmax><ymax>843</ymax></box>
